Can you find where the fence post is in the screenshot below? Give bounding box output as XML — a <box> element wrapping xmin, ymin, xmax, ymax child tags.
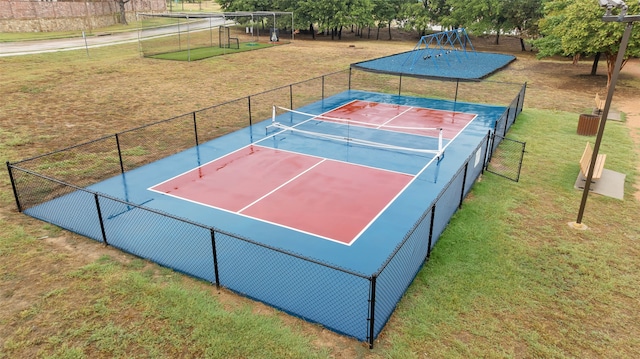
<box><xmin>193</xmin><ymin>111</ymin><xmax>199</xmax><ymax>146</ymax></box>
<box><xmin>516</xmin><ymin>141</ymin><xmax>526</xmax><ymax>183</ymax></box>
<box><xmin>427</xmin><ymin>204</ymin><xmax>436</xmax><ymax>259</ymax></box>
<box><xmin>115</xmin><ymin>134</ymin><xmax>124</xmax><ymax>174</ymax></box>
<box><xmin>6</xmin><ymin>162</ymin><xmax>22</xmax><ymax>212</ymax></box>
<box><xmin>517</xmin><ymin>83</ymin><xmax>527</xmax><ymax>114</ymax></box>
<box><xmin>210</xmin><ymin>229</ymin><xmax>220</xmax><ymax>289</ymax></box>
<box><xmin>348</xmin><ymin>67</ymin><xmax>352</xmax><ymax>90</ymax></box>
<box><xmin>322</xmin><ymin>75</ymin><xmax>325</xmax><ymax>100</ymax></box>
<box><xmin>454</xmin><ymin>78</ymin><xmax>460</xmax><ymax>103</ymax></box>
<box><xmin>289</xmin><ymin>84</ymin><xmax>293</xmax><ymax>110</ymax></box>
<box><xmin>368</xmin><ymin>275</ymin><xmax>377</xmax><ymax>349</ymax></box>
<box><xmin>503</xmin><ymin>107</ymin><xmax>510</xmax><ymax>137</ymax></box>
<box><xmin>247</xmin><ymin>96</ymin><xmax>252</xmax><ymax>126</ymax></box>
<box><xmin>459</xmin><ymin>163</ymin><xmax>468</xmax><ymax>208</ymax></box>
<box><xmin>398</xmin><ymin>74</ymin><xmax>402</xmax><ymax>96</ymax></box>
<box><xmin>482</xmin><ymin>131</ymin><xmax>491</xmax><ymax>172</ymax></box>
<box><xmin>94</xmin><ymin>194</ymin><xmax>108</xmax><ymax>246</ymax></box>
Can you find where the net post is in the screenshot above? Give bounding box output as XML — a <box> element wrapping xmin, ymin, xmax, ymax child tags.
<box><xmin>272</xmin><ymin>105</ymin><xmax>276</xmax><ymax>123</ymax></box>
<box><xmin>438</xmin><ymin>128</ymin><xmax>443</xmax><ymax>153</ymax></box>
<box><xmin>115</xmin><ymin>133</ymin><xmax>125</xmax><ymax>174</ymax></box>
<box><xmin>6</xmin><ymin>161</ymin><xmax>22</xmax><ymax>213</ymax></box>
<box><xmin>94</xmin><ymin>193</ymin><xmax>108</xmax><ymax>246</ymax></box>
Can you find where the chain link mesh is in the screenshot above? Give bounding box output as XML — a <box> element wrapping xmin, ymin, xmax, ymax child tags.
<box><xmin>464</xmin><ymin>134</ymin><xmax>490</xmax><ymax>196</ymax></box>
<box><xmin>98</xmin><ymin>195</ymin><xmax>216</xmax><ymax>283</ymax></box>
<box><xmin>118</xmin><ymin>113</ymin><xmax>196</xmax><ymax>172</ymax></box>
<box><xmin>373</xmin><ymin>206</ymin><xmax>432</xmax><ymax>337</ymax></box>
<box><xmin>431</xmin><ymin>168</ymin><xmax>465</xmax><ymax>245</ymax></box>
<box><xmin>195</xmin><ymin>98</ymin><xmax>250</xmax><ymax>144</ymax></box>
<box><xmin>249</xmin><ymin>86</ymin><xmax>292</xmax><ymax>126</ymax></box>
<box><xmin>322</xmin><ymin>70</ymin><xmax>350</xmax><ymax>99</ymax></box>
<box><xmin>291</xmin><ymin>76</ymin><xmax>323</xmax><ymax>110</ymax></box>
<box><xmin>486</xmin><ymin>136</ymin><xmax>526</xmax><ymax>182</ymax></box>
<box><xmin>7</xmin><ymin>72</ymin><xmax>527</xmax><ymax>347</ymax></box>
<box><xmin>27</xmin><ymin>189</ymin><xmax>103</xmax><ymax>241</ymax></box>
<box><xmin>12</xmin><ymin>136</ymin><xmax>120</xmax><ymax>187</ymax></box>
<box><xmin>215</xmin><ymin>232</ymin><xmax>372</xmax><ymax>341</ymax></box>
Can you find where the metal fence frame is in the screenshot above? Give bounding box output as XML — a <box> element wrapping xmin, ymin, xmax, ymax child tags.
<box><xmin>6</xmin><ymin>68</ymin><xmax>526</xmax><ymax>348</ymax></box>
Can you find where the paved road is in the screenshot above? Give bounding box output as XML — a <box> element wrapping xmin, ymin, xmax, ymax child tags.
<box><xmin>0</xmin><ymin>18</ymin><xmax>228</xmax><ymax>57</ymax></box>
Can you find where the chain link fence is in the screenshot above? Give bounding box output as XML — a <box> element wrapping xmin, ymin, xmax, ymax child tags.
<box><xmin>7</xmin><ymin>68</ymin><xmax>526</xmax><ymax>347</ymax></box>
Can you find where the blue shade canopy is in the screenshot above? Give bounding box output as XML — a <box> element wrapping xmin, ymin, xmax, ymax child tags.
<box><xmin>352</xmin><ymin>50</ymin><xmax>516</xmax><ymax>81</ymax></box>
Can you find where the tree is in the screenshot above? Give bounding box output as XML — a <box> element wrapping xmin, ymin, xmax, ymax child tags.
<box><xmin>503</xmin><ymin>0</ymin><xmax>543</xmax><ymax>51</ymax></box>
<box><xmin>400</xmin><ymin>0</ymin><xmax>451</xmax><ymax>37</ymax></box>
<box><xmin>440</xmin><ymin>0</ymin><xmax>542</xmax><ymax>48</ymax></box>
<box><xmin>216</xmin><ymin>0</ymin><xmax>272</xmax><ymax>11</ymax></box>
<box><xmin>443</xmin><ymin>0</ymin><xmax>511</xmax><ymax>44</ymax></box>
<box><xmin>371</xmin><ymin>0</ymin><xmax>411</xmax><ymax>40</ymax></box>
<box><xmin>115</xmin><ymin>0</ymin><xmax>130</xmax><ymax>25</ymax></box>
<box><xmin>534</xmin><ymin>0</ymin><xmax>640</xmax><ymax>88</ymax></box>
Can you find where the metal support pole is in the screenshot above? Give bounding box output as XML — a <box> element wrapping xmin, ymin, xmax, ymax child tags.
<box><xmin>210</xmin><ymin>229</ymin><xmax>220</xmax><ymax>290</ymax></box>
<box><xmin>94</xmin><ymin>194</ymin><xmax>108</xmax><ymax>245</ymax></box>
<box><xmin>368</xmin><ymin>275</ymin><xmax>377</xmax><ymax>349</ymax></box>
<box><xmin>248</xmin><ymin>96</ymin><xmax>252</xmax><ymax>126</ymax></box>
<box><xmin>193</xmin><ymin>112</ymin><xmax>199</xmax><ymax>146</ymax></box>
<box><xmin>460</xmin><ymin>163</ymin><xmax>468</xmax><ymax>208</ymax></box>
<box><xmin>289</xmin><ymin>84</ymin><xmax>293</xmax><ymax>110</ymax></box>
<box><xmin>573</xmin><ymin>20</ymin><xmax>635</xmax><ymax>228</ymax></box>
<box><xmin>426</xmin><ymin>204</ymin><xmax>436</xmax><ymax>260</ymax></box>
<box><xmin>115</xmin><ymin>133</ymin><xmax>124</xmax><ymax>174</ymax></box>
<box><xmin>6</xmin><ymin>162</ymin><xmax>22</xmax><ymax>212</ymax></box>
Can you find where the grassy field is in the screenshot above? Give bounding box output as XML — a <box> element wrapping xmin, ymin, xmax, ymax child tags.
<box><xmin>1</xmin><ymin>31</ymin><xmax>639</xmax><ymax>358</ymax></box>
<box><xmin>148</xmin><ymin>42</ymin><xmax>278</xmax><ymax>61</ymax></box>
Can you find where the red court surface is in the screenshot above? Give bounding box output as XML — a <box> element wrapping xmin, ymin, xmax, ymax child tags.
<box><xmin>150</xmin><ymin>145</ymin><xmax>414</xmax><ymax>245</ymax></box>
<box><xmin>323</xmin><ymin>100</ymin><xmax>476</xmax><ymax>139</ymax></box>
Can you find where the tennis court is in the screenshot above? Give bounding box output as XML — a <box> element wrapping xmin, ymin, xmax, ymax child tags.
<box><xmin>148</xmin><ymin>99</ymin><xmax>475</xmax><ymax>246</ymax></box>
<box><xmin>24</xmin><ymin>91</ymin><xmax>492</xmax><ymax>273</ymax></box>
<box><xmin>8</xmin><ymin>69</ymin><xmax>526</xmax><ymax>346</ymax></box>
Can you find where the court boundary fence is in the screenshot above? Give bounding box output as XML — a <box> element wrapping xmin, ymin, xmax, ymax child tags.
<box><xmin>7</xmin><ymin>68</ymin><xmax>526</xmax><ymax>348</ymax></box>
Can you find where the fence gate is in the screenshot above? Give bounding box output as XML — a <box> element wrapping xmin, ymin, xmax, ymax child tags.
<box><xmin>486</xmin><ymin>135</ymin><xmax>526</xmax><ymax>182</ymax></box>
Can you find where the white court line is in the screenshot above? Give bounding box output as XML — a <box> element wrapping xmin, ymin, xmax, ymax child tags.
<box><xmin>237</xmin><ymin>158</ymin><xmax>326</xmax><ymax>213</ymax></box>
<box><xmin>148</xmin><ymin>99</ymin><xmax>479</xmax><ymax>246</ymax></box>
<box><xmin>348</xmin><ymin>112</ymin><xmax>480</xmax><ymax>243</ymax></box>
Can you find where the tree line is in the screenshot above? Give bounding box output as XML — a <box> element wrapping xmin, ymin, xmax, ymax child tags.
<box><xmin>216</xmin><ymin>0</ymin><xmax>640</xmax><ymax>87</ymax></box>
<box><xmin>216</xmin><ymin>0</ymin><xmax>543</xmax><ymax>49</ymax></box>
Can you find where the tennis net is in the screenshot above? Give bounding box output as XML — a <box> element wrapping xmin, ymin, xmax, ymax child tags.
<box><xmin>266</xmin><ymin>105</ymin><xmax>445</xmax><ymax>157</ymax></box>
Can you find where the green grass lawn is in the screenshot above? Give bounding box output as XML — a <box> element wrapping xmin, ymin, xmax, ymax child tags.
<box><xmin>1</xmin><ymin>35</ymin><xmax>639</xmax><ymax>357</ymax></box>
<box><xmin>147</xmin><ymin>42</ymin><xmax>277</xmax><ymax>61</ymax></box>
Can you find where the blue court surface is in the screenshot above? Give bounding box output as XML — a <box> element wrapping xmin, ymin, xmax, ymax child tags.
<box><xmin>21</xmin><ymin>89</ymin><xmax>508</xmax><ymax>343</ymax></box>
<box><xmin>26</xmin><ymin>90</ymin><xmax>503</xmax><ymax>274</ymax></box>
<box><xmin>352</xmin><ymin>50</ymin><xmax>516</xmax><ymax>80</ymax></box>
